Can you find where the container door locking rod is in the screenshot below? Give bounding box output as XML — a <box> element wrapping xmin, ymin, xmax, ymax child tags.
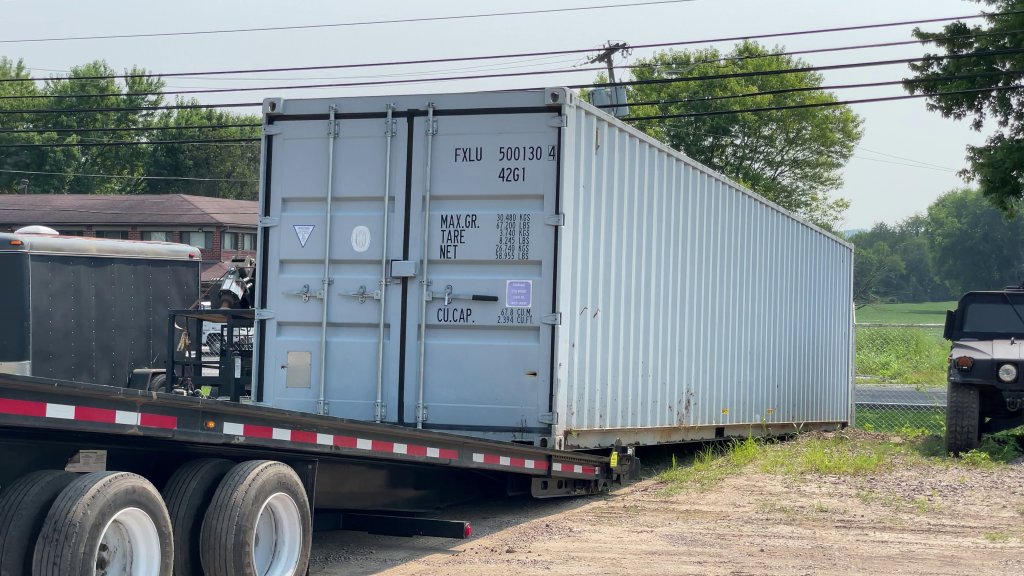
<box><xmin>415</xmin><ymin>104</ymin><xmax>437</xmax><ymax>429</ymax></box>
<box><xmin>316</xmin><ymin>105</ymin><xmax>339</xmax><ymax>416</ymax></box>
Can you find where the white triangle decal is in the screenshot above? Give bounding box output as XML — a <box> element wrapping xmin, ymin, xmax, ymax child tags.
<box><xmin>293</xmin><ymin>225</ymin><xmax>315</xmax><ymax>248</ymax></box>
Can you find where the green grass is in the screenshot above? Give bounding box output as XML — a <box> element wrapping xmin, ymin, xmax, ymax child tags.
<box><xmin>655</xmin><ymin>432</ymin><xmax>906</xmax><ymax>494</ymax></box>
<box><xmin>855</xmin><ymin>407</ymin><xmax>946</xmax><ymax>436</ymax></box>
<box><xmin>985</xmin><ymin>532</ymin><xmax>1013</xmax><ymax>543</ymax></box>
<box><xmin>855</xmin><ymin>301</ymin><xmax>956</xmax><ymax>325</ymax></box>
<box><xmin>654</xmin><ymin>428</ymin><xmax>1024</xmax><ymax>494</ymax></box>
<box><xmin>855</xmin><ymin>325</ymin><xmax>949</xmax><ymax>384</ymax></box>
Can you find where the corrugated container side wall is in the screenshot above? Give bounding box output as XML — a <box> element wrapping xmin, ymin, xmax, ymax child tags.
<box><xmin>553</xmin><ymin>100</ymin><xmax>854</xmax><ymax>444</ymax></box>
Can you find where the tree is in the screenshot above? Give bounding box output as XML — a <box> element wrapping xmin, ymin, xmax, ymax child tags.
<box><xmin>0</xmin><ymin>58</ymin><xmax>260</xmax><ymax>199</ymax></box>
<box><xmin>905</xmin><ymin>1</ymin><xmax>1024</xmax><ymax>215</ymax></box>
<box><xmin>142</xmin><ymin>102</ymin><xmax>260</xmax><ymax>199</ymax></box>
<box><xmin>849</xmin><ymin>216</ymin><xmax>952</xmax><ymax>304</ymax></box>
<box><xmin>852</xmin><ymin>240</ymin><xmax>906</xmax><ymax>307</ymax></box>
<box><xmin>0</xmin><ymin>57</ymin><xmax>44</xmax><ymax>193</ymax></box>
<box><xmin>621</xmin><ymin>41</ymin><xmax>864</xmax><ymax>230</ymax></box>
<box><xmin>925</xmin><ymin>188</ymin><xmax>1024</xmax><ymax>294</ymax></box>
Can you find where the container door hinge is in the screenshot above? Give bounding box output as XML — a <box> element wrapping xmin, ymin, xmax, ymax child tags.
<box><xmin>545</xmin><ymin>214</ymin><xmax>565</xmax><ymax>227</ymax></box>
<box><xmin>541</xmin><ymin>313</ymin><xmax>562</xmax><ymax>326</ymax></box>
<box><xmin>255</xmin><ymin>309</ymin><xmax>275</xmax><ymax>320</ymax></box>
<box><xmin>327</xmin><ymin>106</ymin><xmax>340</xmax><ymax>139</ymax></box>
<box><xmin>262</xmin><ymin>125</ymin><xmax>283</xmax><ymax>136</ymax></box>
<box><xmin>548</xmin><ymin>116</ymin><xmax>567</xmax><ymax>128</ymax></box>
<box><xmin>374</xmin><ymin>402</ymin><xmax>387</xmax><ymax>421</ymax></box>
<box><xmin>259</xmin><ymin>216</ymin><xmax>279</xmax><ymax>228</ymax></box>
<box><xmin>538</xmin><ymin>412</ymin><xmax>557</xmax><ymax>425</ymax></box>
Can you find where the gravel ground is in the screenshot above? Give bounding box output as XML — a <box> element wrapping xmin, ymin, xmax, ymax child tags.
<box><xmin>309</xmin><ymin>445</ymin><xmax>1024</xmax><ymax>576</ymax></box>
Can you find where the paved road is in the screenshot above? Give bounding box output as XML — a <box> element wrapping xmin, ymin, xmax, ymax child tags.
<box><xmin>855</xmin><ymin>385</ymin><xmax>946</xmax><ymax>408</ymax></box>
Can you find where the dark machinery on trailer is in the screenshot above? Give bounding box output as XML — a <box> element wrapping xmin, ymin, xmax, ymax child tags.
<box><xmin>0</xmin><ymin>232</ymin><xmax>633</xmax><ymax>576</ymax></box>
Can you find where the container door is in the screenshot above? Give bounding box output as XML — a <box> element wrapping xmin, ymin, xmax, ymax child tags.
<box><xmin>402</xmin><ymin>109</ymin><xmax>560</xmax><ymax>431</ymax></box>
<box><xmin>261</xmin><ymin>110</ymin><xmax>406</xmax><ymax>421</ymax></box>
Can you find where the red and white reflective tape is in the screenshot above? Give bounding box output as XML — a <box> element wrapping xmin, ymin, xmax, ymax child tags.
<box><xmin>471</xmin><ymin>453</ymin><xmax>549</xmax><ymax>471</ymax></box>
<box><xmin>222</xmin><ymin>422</ymin><xmax>459</xmax><ymax>460</ymax></box>
<box><xmin>0</xmin><ymin>398</ymin><xmax>177</xmax><ymax>429</ymax></box>
<box><xmin>552</xmin><ymin>462</ymin><xmax>600</xmax><ymax>476</ymax></box>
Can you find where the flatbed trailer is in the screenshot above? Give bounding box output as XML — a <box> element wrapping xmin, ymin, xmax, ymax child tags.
<box><xmin>0</xmin><ymin>373</ymin><xmax>628</xmax><ymax>576</ymax></box>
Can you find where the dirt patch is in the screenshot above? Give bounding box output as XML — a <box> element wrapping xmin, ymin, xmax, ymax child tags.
<box><xmin>310</xmin><ymin>442</ymin><xmax>1024</xmax><ymax>575</ymax></box>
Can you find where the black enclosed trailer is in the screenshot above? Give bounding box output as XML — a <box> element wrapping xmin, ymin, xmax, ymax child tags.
<box><xmin>0</xmin><ymin>232</ymin><xmax>199</xmax><ymax>386</ymax></box>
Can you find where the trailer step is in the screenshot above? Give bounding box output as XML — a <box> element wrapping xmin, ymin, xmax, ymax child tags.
<box><xmin>313</xmin><ymin>512</ymin><xmax>471</xmax><ymax>539</ymax></box>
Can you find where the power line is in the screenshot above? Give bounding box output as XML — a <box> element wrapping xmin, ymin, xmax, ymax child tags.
<box><xmin>0</xmin><ymin>168</ymin><xmax>257</xmax><ymax>182</ymax></box>
<box><xmin>855</xmin><ymin>146</ymin><xmax>954</xmax><ymax>171</ymax></box>
<box><xmin>577</xmin><ymin>47</ymin><xmax>1024</xmax><ymax>89</ymax></box>
<box><xmin>0</xmin><ymin>65</ymin><xmax>603</xmax><ymax>100</ymax></box>
<box><xmin>9</xmin><ymin>46</ymin><xmax>1024</xmax><ymax>103</ymax></box>
<box><xmin>0</xmin><ymin>138</ymin><xmax>260</xmax><ymax>148</ymax></box>
<box><xmin>0</xmin><ymin>124</ymin><xmax>259</xmax><ymax>135</ymax></box>
<box><xmin>621</xmin><ymin>85</ymin><xmax>1024</xmax><ymax>121</ymax></box>
<box><xmin>851</xmin><ymin>156</ymin><xmax>958</xmax><ymax>172</ymax></box>
<box><xmin>148</xmin><ymin>28</ymin><xmax>1018</xmax><ymax>88</ymax></box>
<box><xmin>0</xmin><ymin>0</ymin><xmax>696</xmax><ymax>44</ymax></box>
<box><xmin>595</xmin><ymin>69</ymin><xmax>1024</xmax><ymax>109</ymax></box>
<box><xmin>0</xmin><ymin>102</ymin><xmax>262</xmax><ymax>115</ymax></box>
<box><xmin>0</xmin><ymin>12</ymin><xmax>1015</xmax><ymax>84</ymax></box>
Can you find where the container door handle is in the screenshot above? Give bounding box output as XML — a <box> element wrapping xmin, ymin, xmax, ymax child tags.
<box><xmin>339</xmin><ymin>285</ymin><xmax>383</xmax><ymax>304</ymax></box>
<box><xmin>443</xmin><ymin>285</ymin><xmax>498</xmax><ymax>306</ymax></box>
<box><xmin>284</xmin><ymin>283</ymin><xmax>328</xmax><ymax>303</ymax></box>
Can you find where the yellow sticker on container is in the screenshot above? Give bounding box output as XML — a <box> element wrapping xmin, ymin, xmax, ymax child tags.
<box><xmin>721</xmin><ymin>408</ymin><xmax>729</xmax><ymax>415</ymax></box>
<box><xmin>610</xmin><ymin>452</ymin><xmax>619</xmax><ymax>467</ymax></box>
<box><xmin>766</xmin><ymin>409</ymin><xmax>774</xmax><ymax>414</ymax></box>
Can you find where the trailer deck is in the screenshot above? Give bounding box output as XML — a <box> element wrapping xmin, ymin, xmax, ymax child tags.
<box><xmin>0</xmin><ymin>374</ymin><xmax>612</xmax><ymax>485</ymax></box>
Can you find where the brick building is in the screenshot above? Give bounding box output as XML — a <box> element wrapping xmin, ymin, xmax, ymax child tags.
<box><xmin>0</xmin><ymin>194</ymin><xmax>258</xmax><ymax>281</ymax></box>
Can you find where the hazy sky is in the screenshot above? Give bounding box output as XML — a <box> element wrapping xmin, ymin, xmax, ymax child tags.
<box><xmin>0</xmin><ymin>0</ymin><xmax>994</xmax><ymax>229</ymax></box>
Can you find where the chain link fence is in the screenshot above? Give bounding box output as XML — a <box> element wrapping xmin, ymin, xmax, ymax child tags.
<box><xmin>854</xmin><ymin>323</ymin><xmax>948</xmax><ymax>435</ymax></box>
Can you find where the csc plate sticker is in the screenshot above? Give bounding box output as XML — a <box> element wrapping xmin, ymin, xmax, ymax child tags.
<box><xmin>506</xmin><ymin>280</ymin><xmax>532</xmax><ymax>308</ymax></box>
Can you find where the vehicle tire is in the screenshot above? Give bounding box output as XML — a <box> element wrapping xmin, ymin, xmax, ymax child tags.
<box><xmin>149</xmin><ymin>373</ymin><xmax>168</xmax><ymax>393</ymax></box>
<box><xmin>162</xmin><ymin>459</ymin><xmax>235</xmax><ymax>576</ymax></box>
<box><xmin>32</xmin><ymin>471</ymin><xmax>173</xmax><ymax>576</ymax></box>
<box><xmin>0</xmin><ymin>470</ymin><xmax>78</xmax><ymax>576</ymax></box>
<box><xmin>200</xmin><ymin>460</ymin><xmax>311</xmax><ymax>576</ymax></box>
<box><xmin>946</xmin><ymin>381</ymin><xmax>981</xmax><ymax>455</ymax></box>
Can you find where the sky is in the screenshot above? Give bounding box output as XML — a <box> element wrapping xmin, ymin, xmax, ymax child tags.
<box><xmin>0</xmin><ymin>0</ymin><xmax>995</xmax><ymax>229</ymax></box>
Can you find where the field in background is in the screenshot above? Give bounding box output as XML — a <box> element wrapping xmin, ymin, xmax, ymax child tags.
<box><xmin>855</xmin><ymin>325</ymin><xmax>949</xmax><ymax>385</ymax></box>
<box><xmin>852</xmin><ymin>302</ymin><xmax>954</xmax><ymax>435</ymax></box>
<box><xmin>854</xmin><ymin>301</ymin><xmax>955</xmax><ymax>324</ymax></box>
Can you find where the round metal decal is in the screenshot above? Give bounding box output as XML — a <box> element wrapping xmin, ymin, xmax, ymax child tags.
<box><xmin>351</xmin><ymin>226</ymin><xmax>371</xmax><ymax>252</ymax></box>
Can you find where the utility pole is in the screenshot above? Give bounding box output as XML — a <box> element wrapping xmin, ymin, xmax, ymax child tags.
<box><xmin>588</xmin><ymin>41</ymin><xmax>631</xmax><ymax>84</ymax></box>
<box><xmin>588</xmin><ymin>41</ymin><xmax>632</xmax><ymax>117</ymax></box>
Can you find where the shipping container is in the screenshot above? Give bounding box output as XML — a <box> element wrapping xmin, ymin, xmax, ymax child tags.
<box><xmin>0</xmin><ymin>233</ymin><xmax>200</xmax><ymax>385</ymax></box>
<box><xmin>254</xmin><ymin>88</ymin><xmax>854</xmax><ymax>449</ymax></box>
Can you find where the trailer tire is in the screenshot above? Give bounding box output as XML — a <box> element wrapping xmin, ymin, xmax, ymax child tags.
<box><xmin>162</xmin><ymin>459</ymin><xmax>234</xmax><ymax>576</ymax></box>
<box><xmin>946</xmin><ymin>381</ymin><xmax>981</xmax><ymax>456</ymax></box>
<box><xmin>32</xmin><ymin>471</ymin><xmax>173</xmax><ymax>576</ymax></box>
<box><xmin>149</xmin><ymin>374</ymin><xmax>168</xmax><ymax>393</ymax></box>
<box><xmin>0</xmin><ymin>470</ymin><xmax>78</xmax><ymax>576</ymax></box>
<box><xmin>200</xmin><ymin>460</ymin><xmax>311</xmax><ymax>576</ymax></box>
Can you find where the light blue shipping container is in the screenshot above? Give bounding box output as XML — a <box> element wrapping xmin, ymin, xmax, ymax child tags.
<box><xmin>253</xmin><ymin>88</ymin><xmax>854</xmax><ymax>451</ymax></box>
